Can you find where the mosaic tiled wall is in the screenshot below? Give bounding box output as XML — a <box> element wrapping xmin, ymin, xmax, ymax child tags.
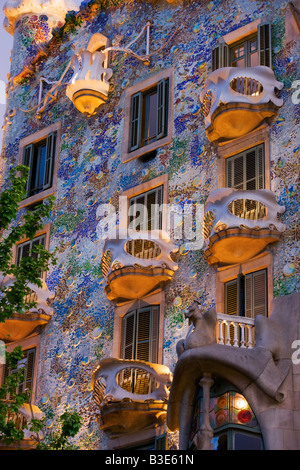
<box><xmin>1</xmin><ymin>0</ymin><xmax>299</xmax><ymax>449</ymax></box>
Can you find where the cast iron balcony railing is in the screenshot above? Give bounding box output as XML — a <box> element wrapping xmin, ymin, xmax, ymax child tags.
<box><xmin>91</xmin><ymin>358</ymin><xmax>172</xmax><ymax>438</ymax></box>
<box><xmin>200</xmin><ymin>66</ymin><xmax>283</xmax><ymax>143</ymax></box>
<box><xmin>202</xmin><ymin>188</ymin><xmax>286</xmax><ymax>265</ymax></box>
<box><xmin>101</xmin><ymin>231</ymin><xmax>178</xmax><ymax>302</ymax></box>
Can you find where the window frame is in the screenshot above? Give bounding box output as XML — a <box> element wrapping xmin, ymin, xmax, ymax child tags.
<box><xmin>128</xmin><ymin>185</ymin><xmax>164</xmax><ymax>232</ymax></box>
<box><xmin>217</xmin><ymin>126</ymin><xmax>270</xmax><ymax>190</ymax></box>
<box><xmin>119</xmin><ymin>174</ymin><xmax>169</xmax><ymax>236</ymax></box>
<box><xmin>121</xmin><ymin>305</ymin><xmax>160</xmax><ymax>363</ymax></box>
<box><xmin>225</xmin><ymin>143</ymin><xmax>265</xmax><ymax>191</ymax></box>
<box><xmin>0</xmin><ymin>335</ymin><xmax>41</xmax><ymax>405</ymax></box>
<box><xmin>18</xmin><ymin>122</ymin><xmax>61</xmax><ymax>208</ymax></box>
<box><xmin>4</xmin><ymin>347</ymin><xmax>36</xmax><ymax>400</ymax></box>
<box><xmin>13</xmin><ymin>223</ymin><xmax>51</xmax><ymax>283</ymax></box>
<box><xmin>230</xmin><ymin>33</ymin><xmax>259</xmax><ymax>68</ymax></box>
<box><xmin>122</xmin><ymin>68</ymin><xmax>174</xmax><ymax>162</ymax></box>
<box><xmin>211</xmin><ymin>20</ymin><xmax>272</xmax><ymax>71</ymax></box>
<box><xmin>216</xmin><ymin>253</ymin><xmax>273</xmax><ymax>317</ymax></box>
<box><xmin>112</xmin><ymin>291</ymin><xmax>165</xmax><ymax>362</ymax></box>
<box><xmin>224</xmin><ymin>268</ymin><xmax>268</xmax><ymax>318</ymax></box>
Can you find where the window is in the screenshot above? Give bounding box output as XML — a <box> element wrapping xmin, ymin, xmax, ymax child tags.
<box><xmin>226</xmin><ymin>144</ymin><xmax>265</xmax><ymax>190</ymax></box>
<box><xmin>23</xmin><ymin>132</ymin><xmax>56</xmax><ymax>199</ymax></box>
<box><xmin>119</xmin><ymin>306</ymin><xmax>160</xmax><ymax>396</ymax></box>
<box><xmin>4</xmin><ymin>348</ymin><xmax>36</xmax><ymax>400</ymax></box>
<box><xmin>189</xmin><ymin>378</ymin><xmax>264</xmax><ymax>450</ymax></box>
<box><xmin>212</xmin><ymin>22</ymin><xmax>272</xmax><ymax>71</ymax></box>
<box><xmin>122</xmin><ymin>69</ymin><xmax>173</xmax><ymax>162</ymax></box>
<box><xmin>121</xmin><ymin>306</ymin><xmax>159</xmax><ymax>363</ymax></box>
<box><xmin>225</xmin><ymin>269</ymin><xmax>267</xmax><ymax>318</ymax></box>
<box><xmin>129</xmin><ymin>79</ymin><xmax>168</xmax><ymax>153</ymax></box>
<box><xmin>231</xmin><ymin>34</ymin><xmax>259</xmax><ymax>68</ymax></box>
<box><xmin>16</xmin><ymin>234</ymin><xmax>46</xmax><ymax>268</ymax></box>
<box><xmin>225</xmin><ymin>144</ymin><xmax>266</xmax><ymax>219</ymax></box>
<box><xmin>128</xmin><ymin>185</ymin><xmax>163</xmax><ymax>232</ymax></box>
<box><xmin>18</xmin><ymin>123</ymin><xmax>60</xmax><ymax>207</ymax></box>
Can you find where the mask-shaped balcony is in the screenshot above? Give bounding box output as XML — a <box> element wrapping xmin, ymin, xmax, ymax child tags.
<box><xmin>91</xmin><ymin>358</ymin><xmax>172</xmax><ymax>438</ymax></box>
<box><xmin>202</xmin><ymin>188</ymin><xmax>286</xmax><ymax>265</ymax></box>
<box><xmin>101</xmin><ymin>231</ymin><xmax>178</xmax><ymax>303</ymax></box>
<box><xmin>200</xmin><ymin>66</ymin><xmax>283</xmax><ymax>143</ymax></box>
<box><xmin>0</xmin><ymin>276</ymin><xmax>55</xmax><ymax>343</ymax></box>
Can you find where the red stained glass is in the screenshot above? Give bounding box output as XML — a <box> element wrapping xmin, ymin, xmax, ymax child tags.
<box><xmin>237</xmin><ymin>410</ymin><xmax>252</xmax><ymax>423</ymax></box>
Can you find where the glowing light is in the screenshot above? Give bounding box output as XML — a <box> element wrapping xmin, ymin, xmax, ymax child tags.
<box><xmin>234</xmin><ymin>395</ymin><xmax>248</xmax><ymax>410</ymax></box>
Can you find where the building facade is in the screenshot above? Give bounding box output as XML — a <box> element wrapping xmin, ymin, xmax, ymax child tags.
<box><xmin>0</xmin><ymin>0</ymin><xmax>299</xmax><ymax>450</ymax></box>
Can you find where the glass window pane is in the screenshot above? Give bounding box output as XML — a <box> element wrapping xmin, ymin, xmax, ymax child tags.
<box><xmin>234</xmin><ymin>433</ymin><xmax>262</xmax><ymax>450</ymax></box>
<box><xmin>37</xmin><ymin>145</ymin><xmax>47</xmax><ymax>190</ymax></box>
<box><xmin>145</xmin><ymin>91</ymin><xmax>158</xmax><ymax>144</ymax></box>
<box><xmin>250</xmin><ymin>38</ymin><xmax>257</xmax><ymax>52</ymax></box>
<box><xmin>235</xmin><ymin>58</ymin><xmax>246</xmax><ymax>67</ymax></box>
<box><xmin>250</xmin><ymin>51</ymin><xmax>259</xmax><ymax>67</ymax></box>
<box><xmin>211</xmin><ymin>434</ymin><xmax>228</xmax><ymax>450</ymax></box>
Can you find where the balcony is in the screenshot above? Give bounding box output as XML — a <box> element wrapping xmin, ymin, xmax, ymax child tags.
<box><xmin>91</xmin><ymin>358</ymin><xmax>172</xmax><ymax>438</ymax></box>
<box><xmin>0</xmin><ymin>404</ymin><xmax>44</xmax><ymax>449</ymax></box>
<box><xmin>217</xmin><ymin>313</ymin><xmax>255</xmax><ymax>348</ymax></box>
<box><xmin>0</xmin><ymin>276</ymin><xmax>55</xmax><ymax>342</ymax></box>
<box><xmin>200</xmin><ymin>66</ymin><xmax>283</xmax><ymax>143</ymax></box>
<box><xmin>101</xmin><ymin>231</ymin><xmax>178</xmax><ymax>303</ymax></box>
<box><xmin>202</xmin><ymin>188</ymin><xmax>286</xmax><ymax>265</ymax></box>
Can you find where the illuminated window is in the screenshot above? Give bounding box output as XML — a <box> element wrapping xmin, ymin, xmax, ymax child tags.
<box><xmin>189</xmin><ymin>379</ymin><xmax>264</xmax><ymax>450</ymax></box>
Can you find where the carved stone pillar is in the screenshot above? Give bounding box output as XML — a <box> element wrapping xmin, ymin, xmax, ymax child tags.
<box><xmin>193</xmin><ymin>373</ymin><xmax>214</xmax><ymax>450</ymax></box>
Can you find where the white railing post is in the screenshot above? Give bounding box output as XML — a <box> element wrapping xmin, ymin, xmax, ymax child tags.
<box><xmin>240</xmin><ymin>324</ymin><xmax>246</xmax><ymax>348</ymax></box>
<box><xmin>232</xmin><ymin>322</ymin><xmax>239</xmax><ymax>347</ymax></box>
<box><xmin>225</xmin><ymin>321</ymin><xmax>231</xmax><ymax>346</ymax></box>
<box><xmin>218</xmin><ymin>319</ymin><xmax>224</xmax><ymax>345</ymax></box>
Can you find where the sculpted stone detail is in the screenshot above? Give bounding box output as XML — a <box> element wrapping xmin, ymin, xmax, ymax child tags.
<box><xmin>203</xmin><ymin>188</ymin><xmax>286</xmax><ymax>265</ymax></box>
<box><xmin>177</xmin><ymin>301</ymin><xmax>217</xmax><ymax>357</ymax></box>
<box><xmin>102</xmin><ymin>231</ymin><xmax>178</xmax><ymax>274</ymax></box>
<box><xmin>204</xmin><ymin>188</ymin><xmax>286</xmax><ymax>239</ymax></box>
<box><xmin>200</xmin><ymin>66</ymin><xmax>284</xmax><ymax>142</ymax></box>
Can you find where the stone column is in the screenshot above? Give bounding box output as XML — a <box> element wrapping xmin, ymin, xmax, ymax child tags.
<box><xmin>193</xmin><ymin>373</ymin><xmax>214</xmax><ymax>450</ymax></box>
